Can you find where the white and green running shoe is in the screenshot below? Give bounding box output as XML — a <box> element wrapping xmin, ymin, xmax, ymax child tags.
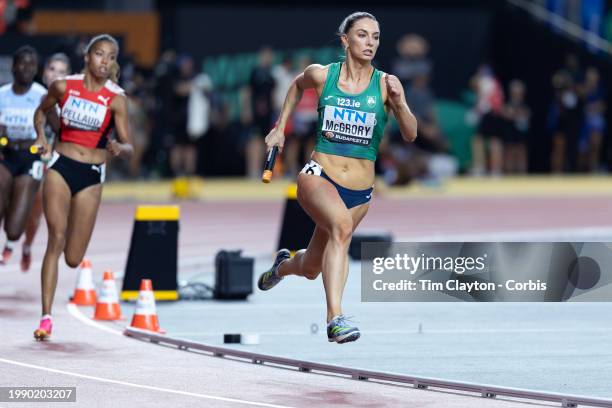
<box><xmin>327</xmin><ymin>315</ymin><xmax>361</xmax><ymax>344</ymax></box>
<box><xmin>257</xmin><ymin>249</ymin><xmax>290</xmax><ymax>291</ymax></box>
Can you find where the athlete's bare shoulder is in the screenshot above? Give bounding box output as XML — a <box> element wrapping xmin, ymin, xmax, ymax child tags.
<box><xmin>110</xmin><ymin>91</ymin><xmax>127</xmax><ymax>111</ymax></box>
<box><xmin>299</xmin><ymin>64</ymin><xmax>327</xmax><ymax>89</ymax></box>
<box><xmin>299</xmin><ymin>64</ymin><xmax>329</xmax><ymax>93</ymax></box>
<box><xmin>304</xmin><ymin>64</ymin><xmax>328</xmax><ymax>83</ymax></box>
<box><xmin>48</xmin><ymin>79</ymin><xmax>67</xmax><ymax>99</ymax></box>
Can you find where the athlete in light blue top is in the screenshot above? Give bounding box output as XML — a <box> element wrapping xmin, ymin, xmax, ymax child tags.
<box><xmin>0</xmin><ymin>46</ymin><xmax>48</xmax><ymax>265</ymax></box>
<box><xmin>21</xmin><ymin>53</ymin><xmax>71</xmax><ymax>272</ymax></box>
<box><xmin>258</xmin><ymin>12</ymin><xmax>417</xmax><ymax>343</ymax></box>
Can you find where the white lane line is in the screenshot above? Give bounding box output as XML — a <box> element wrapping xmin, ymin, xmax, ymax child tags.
<box><xmin>66</xmin><ymin>303</ymin><xmax>123</xmax><ymax>337</ymax></box>
<box><xmin>0</xmin><ymin>358</ymin><xmax>295</xmax><ymax>408</ymax></box>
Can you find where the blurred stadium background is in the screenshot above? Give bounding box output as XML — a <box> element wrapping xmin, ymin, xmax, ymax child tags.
<box><xmin>2</xmin><ymin>0</ymin><xmax>611</xmax><ymax>188</ymax></box>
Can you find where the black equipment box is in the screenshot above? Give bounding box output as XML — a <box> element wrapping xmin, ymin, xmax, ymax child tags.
<box><xmin>214</xmin><ymin>250</ymin><xmax>254</xmax><ymax>300</ymax></box>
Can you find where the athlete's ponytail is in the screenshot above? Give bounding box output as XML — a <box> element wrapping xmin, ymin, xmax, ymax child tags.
<box><xmin>109</xmin><ymin>61</ymin><xmax>120</xmax><ymax>83</ymax></box>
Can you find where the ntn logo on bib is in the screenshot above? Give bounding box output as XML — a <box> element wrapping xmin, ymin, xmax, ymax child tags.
<box><xmin>0</xmin><ymin>107</ymin><xmax>37</xmax><ymax>139</ymax></box>
<box><xmin>0</xmin><ymin>107</ymin><xmax>36</xmax><ymax>125</ymax></box>
<box><xmin>322</xmin><ymin>106</ymin><xmax>376</xmax><ymax>144</ymax></box>
<box><xmin>62</xmin><ymin>95</ymin><xmax>108</xmax><ymax>131</ymax></box>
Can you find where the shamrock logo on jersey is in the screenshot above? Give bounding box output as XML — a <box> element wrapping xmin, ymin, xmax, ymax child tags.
<box><xmin>367</xmin><ymin>96</ymin><xmax>376</xmax><ymax>108</ymax></box>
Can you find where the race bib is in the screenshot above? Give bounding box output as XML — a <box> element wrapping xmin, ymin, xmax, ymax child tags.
<box><xmin>321</xmin><ymin>106</ymin><xmax>376</xmax><ymax>146</ymax></box>
<box><xmin>300</xmin><ymin>160</ymin><xmax>323</xmax><ymax>176</ymax></box>
<box><xmin>0</xmin><ymin>107</ymin><xmax>37</xmax><ymax>140</ymax></box>
<box><xmin>62</xmin><ymin>96</ymin><xmax>107</xmax><ymax>131</ymax></box>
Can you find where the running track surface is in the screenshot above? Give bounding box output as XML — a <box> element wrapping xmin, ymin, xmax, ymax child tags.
<box><xmin>1</xmin><ymin>193</ymin><xmax>612</xmax><ymax>407</ymax></box>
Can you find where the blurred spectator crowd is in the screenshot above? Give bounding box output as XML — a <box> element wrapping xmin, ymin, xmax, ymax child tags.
<box><xmin>469</xmin><ymin>51</ymin><xmax>607</xmax><ymax>176</ymax></box>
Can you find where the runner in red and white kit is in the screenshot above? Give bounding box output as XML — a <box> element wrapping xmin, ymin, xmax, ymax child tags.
<box><xmin>32</xmin><ymin>34</ymin><xmax>133</xmax><ymax>341</ymax></box>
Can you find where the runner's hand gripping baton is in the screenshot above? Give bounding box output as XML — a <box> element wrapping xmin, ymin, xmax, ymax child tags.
<box><xmin>261</xmin><ymin>146</ymin><xmax>279</xmax><ymax>183</ymax></box>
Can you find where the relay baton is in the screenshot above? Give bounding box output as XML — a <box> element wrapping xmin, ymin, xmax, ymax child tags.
<box><xmin>262</xmin><ymin>146</ymin><xmax>279</xmax><ymax>183</ymax></box>
<box><xmin>0</xmin><ymin>137</ymin><xmax>42</xmax><ymax>154</ymax></box>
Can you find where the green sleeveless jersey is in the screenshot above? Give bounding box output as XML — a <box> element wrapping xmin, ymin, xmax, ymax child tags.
<box><xmin>314</xmin><ymin>62</ymin><xmax>388</xmax><ymax>161</ymax></box>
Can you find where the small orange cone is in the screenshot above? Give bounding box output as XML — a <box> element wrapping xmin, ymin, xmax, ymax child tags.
<box><xmin>129</xmin><ymin>279</ymin><xmax>165</xmax><ymax>333</ymax></box>
<box><xmin>71</xmin><ymin>259</ymin><xmax>97</xmax><ymax>306</ymax></box>
<box><xmin>94</xmin><ymin>270</ymin><xmax>123</xmax><ymax>320</ymax></box>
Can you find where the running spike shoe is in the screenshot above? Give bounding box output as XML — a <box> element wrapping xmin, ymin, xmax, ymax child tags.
<box><xmin>0</xmin><ymin>246</ymin><xmax>12</xmax><ymax>265</ymax></box>
<box><xmin>327</xmin><ymin>315</ymin><xmax>361</xmax><ymax>344</ymax></box>
<box><xmin>34</xmin><ymin>317</ymin><xmax>52</xmax><ymax>341</ymax></box>
<box><xmin>257</xmin><ymin>249</ymin><xmax>290</xmax><ymax>291</ymax></box>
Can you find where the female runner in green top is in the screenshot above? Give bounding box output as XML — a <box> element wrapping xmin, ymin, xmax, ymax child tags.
<box><xmin>258</xmin><ymin>11</ymin><xmax>417</xmax><ymax>343</ymax></box>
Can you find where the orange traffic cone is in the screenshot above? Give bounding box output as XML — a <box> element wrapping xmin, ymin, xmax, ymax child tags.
<box><xmin>94</xmin><ymin>270</ymin><xmax>123</xmax><ymax>320</ymax></box>
<box><xmin>71</xmin><ymin>259</ymin><xmax>97</xmax><ymax>306</ymax></box>
<box><xmin>129</xmin><ymin>279</ymin><xmax>165</xmax><ymax>333</ymax></box>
